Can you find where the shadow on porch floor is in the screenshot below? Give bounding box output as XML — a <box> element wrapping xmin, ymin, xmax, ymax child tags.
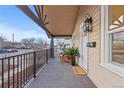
<box><xmin>26</xmin><ymin>58</ymin><xmax>97</xmax><ymax>88</ymax></box>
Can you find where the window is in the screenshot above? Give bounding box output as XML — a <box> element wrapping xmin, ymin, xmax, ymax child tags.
<box><xmin>108</xmin><ymin>6</ymin><xmax>124</xmax><ymax>66</ymax></box>
<box><xmin>101</xmin><ymin>6</ymin><xmax>124</xmax><ymax>77</ymax></box>
<box><xmin>112</xmin><ymin>31</ymin><xmax>124</xmax><ymax>65</ymax></box>
<box><xmin>108</xmin><ymin>6</ymin><xmax>124</xmax><ymax>30</ymax></box>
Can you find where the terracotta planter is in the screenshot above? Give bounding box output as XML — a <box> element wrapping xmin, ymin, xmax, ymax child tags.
<box><xmin>63</xmin><ymin>55</ymin><xmax>71</xmax><ymax>62</ymax></box>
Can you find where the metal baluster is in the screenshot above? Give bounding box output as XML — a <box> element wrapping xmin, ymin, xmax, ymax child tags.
<box><xmin>20</xmin><ymin>55</ymin><xmax>22</xmax><ymax>87</ymax></box>
<box><xmin>27</xmin><ymin>54</ymin><xmax>30</xmax><ymax>80</ymax></box>
<box><xmin>26</xmin><ymin>54</ymin><xmax>27</xmax><ymax>82</ymax></box>
<box><xmin>13</xmin><ymin>57</ymin><xmax>15</xmax><ymax>88</ymax></box>
<box><xmin>46</xmin><ymin>50</ymin><xmax>48</xmax><ymax>64</ymax></box>
<box><xmin>17</xmin><ymin>56</ymin><xmax>19</xmax><ymax>88</ymax></box>
<box><xmin>23</xmin><ymin>54</ymin><xmax>25</xmax><ymax>85</ymax></box>
<box><xmin>2</xmin><ymin>59</ymin><xmax>4</xmax><ymax>88</ymax></box>
<box><xmin>28</xmin><ymin>54</ymin><xmax>30</xmax><ymax>80</ymax></box>
<box><xmin>8</xmin><ymin>58</ymin><xmax>10</xmax><ymax>88</ymax></box>
<box><xmin>33</xmin><ymin>52</ymin><xmax>36</xmax><ymax>78</ymax></box>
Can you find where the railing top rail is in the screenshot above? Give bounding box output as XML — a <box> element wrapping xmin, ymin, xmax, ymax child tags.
<box><xmin>0</xmin><ymin>48</ymin><xmax>50</xmax><ymax>60</ymax></box>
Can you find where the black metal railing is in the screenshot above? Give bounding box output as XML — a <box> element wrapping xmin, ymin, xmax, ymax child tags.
<box><xmin>0</xmin><ymin>49</ymin><xmax>51</xmax><ymax>88</ymax></box>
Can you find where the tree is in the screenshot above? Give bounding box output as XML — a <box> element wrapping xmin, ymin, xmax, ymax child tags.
<box><xmin>37</xmin><ymin>38</ymin><xmax>44</xmax><ymax>45</ymax></box>
<box><xmin>0</xmin><ymin>34</ymin><xmax>6</xmax><ymax>48</ymax></box>
<box><xmin>29</xmin><ymin>38</ymin><xmax>35</xmax><ymax>44</ymax></box>
<box><xmin>55</xmin><ymin>38</ymin><xmax>65</xmax><ymax>46</ymax></box>
<box><xmin>21</xmin><ymin>38</ymin><xmax>30</xmax><ymax>48</ymax></box>
<box><xmin>36</xmin><ymin>38</ymin><xmax>44</xmax><ymax>48</ymax></box>
<box><xmin>36</xmin><ymin>38</ymin><xmax>48</xmax><ymax>48</ymax></box>
<box><xmin>29</xmin><ymin>38</ymin><xmax>36</xmax><ymax>49</ymax></box>
<box><xmin>21</xmin><ymin>37</ymin><xmax>49</xmax><ymax>49</ymax></box>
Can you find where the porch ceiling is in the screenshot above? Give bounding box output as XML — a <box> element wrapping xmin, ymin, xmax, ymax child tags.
<box><xmin>16</xmin><ymin>5</ymin><xmax>80</xmax><ymax>38</ymax></box>
<box><xmin>43</xmin><ymin>5</ymin><xmax>80</xmax><ymax>37</ymax></box>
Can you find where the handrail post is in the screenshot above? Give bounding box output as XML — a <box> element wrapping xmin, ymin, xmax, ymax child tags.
<box><xmin>33</xmin><ymin>52</ymin><xmax>36</xmax><ymax>78</ymax></box>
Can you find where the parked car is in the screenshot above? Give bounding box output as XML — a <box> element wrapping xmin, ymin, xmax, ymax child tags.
<box><xmin>0</xmin><ymin>48</ymin><xmax>7</xmax><ymax>54</ymax></box>
<box><xmin>7</xmin><ymin>48</ymin><xmax>18</xmax><ymax>53</ymax></box>
<box><xmin>12</xmin><ymin>49</ymin><xmax>18</xmax><ymax>52</ymax></box>
<box><xmin>7</xmin><ymin>49</ymin><xmax>12</xmax><ymax>53</ymax></box>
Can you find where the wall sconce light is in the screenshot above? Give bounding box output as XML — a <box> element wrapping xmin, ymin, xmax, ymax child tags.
<box><xmin>83</xmin><ymin>13</ymin><xmax>92</xmax><ymax>32</ymax></box>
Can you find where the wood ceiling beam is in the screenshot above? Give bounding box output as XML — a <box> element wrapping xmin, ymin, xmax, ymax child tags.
<box><xmin>41</xmin><ymin>5</ymin><xmax>44</xmax><ymax>20</ymax></box>
<box><xmin>35</xmin><ymin>5</ymin><xmax>48</xmax><ymax>24</ymax></box>
<box><xmin>16</xmin><ymin>5</ymin><xmax>52</xmax><ymax>36</ymax></box>
<box><xmin>43</xmin><ymin>14</ymin><xmax>47</xmax><ymax>23</ymax></box>
<box><xmin>52</xmin><ymin>35</ymin><xmax>72</xmax><ymax>38</ymax></box>
<box><xmin>34</xmin><ymin>5</ymin><xmax>42</xmax><ymax>20</ymax></box>
<box><xmin>48</xmin><ymin>35</ymin><xmax>72</xmax><ymax>38</ymax></box>
<box><xmin>44</xmin><ymin>21</ymin><xmax>49</xmax><ymax>25</ymax></box>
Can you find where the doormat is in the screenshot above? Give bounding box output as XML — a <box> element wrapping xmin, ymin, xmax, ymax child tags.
<box><xmin>72</xmin><ymin>66</ymin><xmax>85</xmax><ymax>76</ymax></box>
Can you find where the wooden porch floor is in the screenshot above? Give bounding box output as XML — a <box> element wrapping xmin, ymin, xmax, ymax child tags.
<box><xmin>26</xmin><ymin>58</ymin><xmax>97</xmax><ymax>88</ymax></box>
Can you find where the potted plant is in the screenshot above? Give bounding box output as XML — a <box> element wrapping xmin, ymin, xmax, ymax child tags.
<box><xmin>63</xmin><ymin>47</ymin><xmax>80</xmax><ymax>66</ymax></box>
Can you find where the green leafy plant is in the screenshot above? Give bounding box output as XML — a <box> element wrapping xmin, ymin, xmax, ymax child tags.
<box><xmin>64</xmin><ymin>47</ymin><xmax>80</xmax><ymax>57</ymax></box>
<box><xmin>64</xmin><ymin>47</ymin><xmax>80</xmax><ymax>66</ymax></box>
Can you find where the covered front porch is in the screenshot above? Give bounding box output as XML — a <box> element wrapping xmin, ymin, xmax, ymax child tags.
<box><xmin>26</xmin><ymin>57</ymin><xmax>96</xmax><ymax>88</ymax></box>
<box><xmin>0</xmin><ymin>5</ymin><xmax>96</xmax><ymax>88</ymax></box>
<box><xmin>14</xmin><ymin>5</ymin><xmax>96</xmax><ymax>88</ymax></box>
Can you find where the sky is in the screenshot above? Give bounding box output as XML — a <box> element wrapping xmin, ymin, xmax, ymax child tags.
<box><xmin>0</xmin><ymin>5</ymin><xmax>49</xmax><ymax>42</ymax></box>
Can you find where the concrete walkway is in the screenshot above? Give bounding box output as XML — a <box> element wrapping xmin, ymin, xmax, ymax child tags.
<box><xmin>27</xmin><ymin>58</ymin><xmax>96</xmax><ymax>88</ymax></box>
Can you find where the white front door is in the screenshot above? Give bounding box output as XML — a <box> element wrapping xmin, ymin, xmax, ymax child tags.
<box><xmin>79</xmin><ymin>23</ymin><xmax>88</xmax><ymax>73</ymax></box>
<box><xmin>82</xmin><ymin>34</ymin><xmax>88</xmax><ymax>72</ymax></box>
<box><xmin>79</xmin><ymin>24</ymin><xmax>83</xmax><ymax>68</ymax></box>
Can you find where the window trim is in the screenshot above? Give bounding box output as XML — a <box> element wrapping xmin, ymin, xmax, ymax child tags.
<box><xmin>100</xmin><ymin>5</ymin><xmax>124</xmax><ymax>77</ymax></box>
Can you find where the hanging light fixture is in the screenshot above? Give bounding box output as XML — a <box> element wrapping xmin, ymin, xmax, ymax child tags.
<box><xmin>83</xmin><ymin>13</ymin><xmax>92</xmax><ymax>32</ymax></box>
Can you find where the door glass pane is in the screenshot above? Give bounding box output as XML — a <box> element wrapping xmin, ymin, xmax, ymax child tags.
<box><xmin>112</xmin><ymin>31</ymin><xmax>124</xmax><ymax>65</ymax></box>
<box><xmin>108</xmin><ymin>5</ymin><xmax>124</xmax><ymax>30</ymax></box>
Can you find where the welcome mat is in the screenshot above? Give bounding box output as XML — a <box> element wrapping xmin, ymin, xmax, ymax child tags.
<box><xmin>72</xmin><ymin>66</ymin><xmax>85</xmax><ymax>76</ymax></box>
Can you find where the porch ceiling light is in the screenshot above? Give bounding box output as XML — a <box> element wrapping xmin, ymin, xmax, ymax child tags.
<box><xmin>83</xmin><ymin>13</ymin><xmax>92</xmax><ymax>32</ymax></box>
